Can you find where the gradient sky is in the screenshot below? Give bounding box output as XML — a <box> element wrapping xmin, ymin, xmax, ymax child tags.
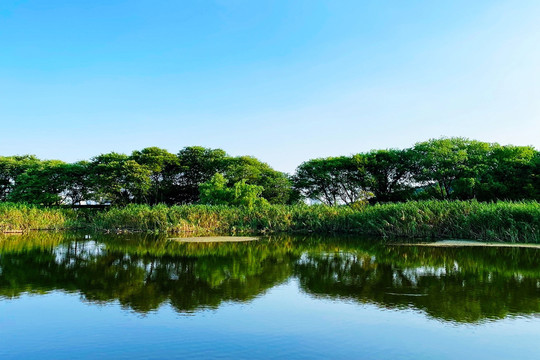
<box><xmin>1</xmin><ymin>0</ymin><xmax>539</xmax><ymax>173</ymax></box>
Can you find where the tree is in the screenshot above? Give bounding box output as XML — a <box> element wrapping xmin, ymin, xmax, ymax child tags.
<box><xmin>364</xmin><ymin>149</ymin><xmax>416</xmax><ymax>202</ymax></box>
<box><xmin>8</xmin><ymin>160</ymin><xmax>68</xmax><ymax>205</ymax></box>
<box><xmin>199</xmin><ymin>173</ymin><xmax>269</xmax><ymax>208</ymax></box>
<box><xmin>476</xmin><ymin>145</ymin><xmax>538</xmax><ymax>201</ymax></box>
<box><xmin>176</xmin><ymin>147</ymin><xmax>228</xmax><ymax>204</ymax></box>
<box><xmin>412</xmin><ymin>138</ymin><xmax>491</xmax><ymax>199</ymax></box>
<box><xmin>293</xmin><ymin>155</ymin><xmax>370</xmax><ymax>205</ymax></box>
<box><xmin>89</xmin><ymin>153</ymin><xmax>152</xmax><ymax>205</ymax></box>
<box><xmin>56</xmin><ymin>161</ymin><xmax>93</xmax><ymax>205</ymax></box>
<box><xmin>130</xmin><ymin>147</ymin><xmax>180</xmax><ymax>204</ymax></box>
<box><xmin>532</xmin><ymin>151</ymin><xmax>540</xmax><ymax>200</ymax></box>
<box><xmin>199</xmin><ymin>173</ymin><xmax>232</xmax><ymax>205</ymax></box>
<box><xmin>223</xmin><ymin>156</ymin><xmax>293</xmax><ymax>204</ymax></box>
<box><xmin>0</xmin><ymin>155</ymin><xmax>41</xmax><ymax>201</ymax></box>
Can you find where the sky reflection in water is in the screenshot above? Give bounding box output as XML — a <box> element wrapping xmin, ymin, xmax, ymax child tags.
<box><xmin>0</xmin><ymin>232</ymin><xmax>539</xmax><ymax>359</ymax></box>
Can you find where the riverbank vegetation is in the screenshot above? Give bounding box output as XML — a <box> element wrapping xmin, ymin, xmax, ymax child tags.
<box><xmin>1</xmin><ymin>137</ymin><xmax>539</xmax><ymax>241</ymax></box>
<box><xmin>0</xmin><ymin>203</ymin><xmax>76</xmax><ymax>233</ymax></box>
<box><xmin>1</xmin><ymin>201</ymin><xmax>538</xmax><ymax>243</ymax></box>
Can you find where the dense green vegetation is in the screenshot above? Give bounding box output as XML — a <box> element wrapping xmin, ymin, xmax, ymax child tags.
<box><xmin>294</xmin><ymin>138</ymin><xmax>539</xmax><ymax>204</ymax></box>
<box><xmin>1</xmin><ymin>201</ymin><xmax>538</xmax><ymax>242</ymax></box>
<box><xmin>0</xmin><ymin>147</ymin><xmax>294</xmax><ymax>206</ymax></box>
<box><xmin>0</xmin><ymin>202</ymin><xmax>76</xmax><ymax>232</ymax></box>
<box><xmin>91</xmin><ymin>201</ymin><xmax>540</xmax><ymax>242</ymax></box>
<box><xmin>1</xmin><ymin>137</ymin><xmax>538</xmax><ymax>241</ymax></box>
<box><xmin>1</xmin><ymin>138</ymin><xmax>538</xmax><ymax>207</ymax></box>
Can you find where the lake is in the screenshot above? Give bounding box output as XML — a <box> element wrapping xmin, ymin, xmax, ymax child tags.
<box><xmin>1</xmin><ymin>232</ymin><xmax>539</xmax><ymax>359</ymax></box>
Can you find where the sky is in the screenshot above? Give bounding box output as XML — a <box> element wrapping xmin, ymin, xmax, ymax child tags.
<box><xmin>1</xmin><ymin>0</ymin><xmax>539</xmax><ymax>173</ymax></box>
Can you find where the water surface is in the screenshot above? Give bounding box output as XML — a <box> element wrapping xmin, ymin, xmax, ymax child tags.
<box><xmin>1</xmin><ymin>233</ymin><xmax>539</xmax><ymax>359</ymax></box>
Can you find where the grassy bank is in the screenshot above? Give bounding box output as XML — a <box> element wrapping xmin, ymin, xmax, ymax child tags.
<box><xmin>1</xmin><ymin>201</ymin><xmax>539</xmax><ymax>243</ymax></box>
<box><xmin>93</xmin><ymin>201</ymin><xmax>540</xmax><ymax>242</ymax></box>
<box><xmin>0</xmin><ymin>202</ymin><xmax>77</xmax><ymax>232</ymax></box>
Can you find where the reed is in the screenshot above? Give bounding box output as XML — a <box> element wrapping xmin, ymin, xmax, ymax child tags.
<box><xmin>0</xmin><ymin>202</ymin><xmax>77</xmax><ymax>232</ymax></box>
<box><xmin>90</xmin><ymin>201</ymin><xmax>540</xmax><ymax>243</ymax></box>
<box><xmin>1</xmin><ymin>201</ymin><xmax>538</xmax><ymax>242</ymax></box>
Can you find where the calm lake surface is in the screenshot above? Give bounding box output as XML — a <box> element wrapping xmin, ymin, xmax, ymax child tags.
<box><xmin>1</xmin><ymin>232</ymin><xmax>539</xmax><ymax>359</ymax></box>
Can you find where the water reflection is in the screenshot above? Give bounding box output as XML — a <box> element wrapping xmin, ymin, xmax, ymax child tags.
<box><xmin>296</xmin><ymin>246</ymin><xmax>540</xmax><ymax>323</ymax></box>
<box><xmin>0</xmin><ymin>232</ymin><xmax>539</xmax><ymax>323</ymax></box>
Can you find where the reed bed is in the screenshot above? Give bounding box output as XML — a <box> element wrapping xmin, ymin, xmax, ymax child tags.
<box><xmin>90</xmin><ymin>201</ymin><xmax>540</xmax><ymax>243</ymax></box>
<box><xmin>0</xmin><ymin>202</ymin><xmax>77</xmax><ymax>232</ymax></box>
<box><xmin>1</xmin><ymin>201</ymin><xmax>538</xmax><ymax>242</ymax></box>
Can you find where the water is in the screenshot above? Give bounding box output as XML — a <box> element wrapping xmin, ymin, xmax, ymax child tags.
<box><xmin>1</xmin><ymin>232</ymin><xmax>539</xmax><ymax>359</ymax></box>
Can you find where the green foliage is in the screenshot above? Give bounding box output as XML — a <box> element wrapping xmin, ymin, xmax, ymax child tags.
<box><xmin>199</xmin><ymin>173</ymin><xmax>233</xmax><ymax>205</ymax></box>
<box><xmin>175</xmin><ymin>146</ymin><xmax>228</xmax><ymax>204</ymax></box>
<box><xmin>88</xmin><ymin>152</ymin><xmax>152</xmax><ymax>205</ymax></box>
<box><xmin>293</xmin><ymin>155</ymin><xmax>370</xmax><ymax>205</ymax></box>
<box><xmin>7</xmin><ymin>161</ymin><xmax>91</xmax><ymax>206</ymax></box>
<box><xmin>88</xmin><ymin>201</ymin><xmax>540</xmax><ymax>243</ymax></box>
<box><xmin>0</xmin><ymin>138</ymin><xmax>538</xmax><ymax>206</ymax></box>
<box><xmin>411</xmin><ymin>138</ymin><xmax>492</xmax><ymax>199</ymax></box>
<box><xmin>224</xmin><ymin>156</ymin><xmax>293</xmax><ymax>204</ymax></box>
<box><xmin>199</xmin><ymin>173</ymin><xmax>270</xmax><ymax>208</ymax></box>
<box><xmin>130</xmin><ymin>147</ymin><xmax>180</xmax><ymax>204</ymax></box>
<box><xmin>364</xmin><ymin>148</ymin><xmax>416</xmax><ymax>202</ymax></box>
<box><xmin>7</xmin><ymin>160</ymin><xmax>66</xmax><ymax>205</ymax></box>
<box><xmin>0</xmin><ymin>155</ymin><xmax>41</xmax><ymax>201</ymax></box>
<box><xmin>475</xmin><ymin>144</ymin><xmax>538</xmax><ymax>201</ymax></box>
<box><xmin>0</xmin><ymin>202</ymin><xmax>76</xmax><ymax>232</ymax></box>
<box><xmin>1</xmin><ymin>200</ymin><xmax>539</xmax><ymax>243</ymax></box>
<box><xmin>231</xmin><ymin>179</ymin><xmax>269</xmax><ymax>208</ymax></box>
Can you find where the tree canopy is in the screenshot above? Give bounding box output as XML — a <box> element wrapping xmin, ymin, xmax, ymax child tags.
<box><xmin>0</xmin><ymin>138</ymin><xmax>538</xmax><ymax>207</ymax></box>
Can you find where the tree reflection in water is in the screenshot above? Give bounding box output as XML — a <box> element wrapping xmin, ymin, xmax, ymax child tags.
<box><xmin>0</xmin><ymin>232</ymin><xmax>539</xmax><ymax>323</ymax></box>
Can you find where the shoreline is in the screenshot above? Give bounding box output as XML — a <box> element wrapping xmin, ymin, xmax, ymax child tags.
<box><xmin>392</xmin><ymin>240</ymin><xmax>540</xmax><ymax>249</ymax></box>
<box><xmin>1</xmin><ymin>200</ymin><xmax>539</xmax><ymax>243</ymax></box>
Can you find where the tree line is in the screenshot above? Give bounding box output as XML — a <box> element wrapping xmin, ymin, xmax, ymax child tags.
<box><xmin>0</xmin><ymin>146</ymin><xmax>294</xmax><ymax>206</ymax></box>
<box><xmin>0</xmin><ymin>138</ymin><xmax>538</xmax><ymax>207</ymax></box>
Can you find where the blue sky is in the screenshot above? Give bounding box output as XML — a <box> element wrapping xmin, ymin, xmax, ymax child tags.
<box><xmin>1</xmin><ymin>0</ymin><xmax>539</xmax><ymax>172</ymax></box>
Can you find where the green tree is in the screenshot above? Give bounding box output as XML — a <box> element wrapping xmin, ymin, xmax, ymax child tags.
<box><xmin>198</xmin><ymin>173</ymin><xmax>232</xmax><ymax>205</ymax></box>
<box><xmin>0</xmin><ymin>155</ymin><xmax>41</xmax><ymax>201</ymax></box>
<box><xmin>176</xmin><ymin>147</ymin><xmax>228</xmax><ymax>204</ymax></box>
<box><xmin>412</xmin><ymin>138</ymin><xmax>491</xmax><ymax>199</ymax></box>
<box><xmin>476</xmin><ymin>145</ymin><xmax>538</xmax><ymax>201</ymax></box>
<box><xmin>224</xmin><ymin>156</ymin><xmax>293</xmax><ymax>204</ymax></box>
<box><xmin>89</xmin><ymin>153</ymin><xmax>152</xmax><ymax>205</ymax></box>
<box><xmin>532</xmin><ymin>151</ymin><xmax>540</xmax><ymax>200</ymax></box>
<box><xmin>199</xmin><ymin>173</ymin><xmax>269</xmax><ymax>208</ymax></box>
<box><xmin>130</xmin><ymin>147</ymin><xmax>180</xmax><ymax>205</ymax></box>
<box><xmin>8</xmin><ymin>160</ymin><xmax>68</xmax><ymax>205</ymax></box>
<box><xmin>293</xmin><ymin>155</ymin><xmax>370</xmax><ymax>205</ymax></box>
<box><xmin>364</xmin><ymin>149</ymin><xmax>416</xmax><ymax>202</ymax></box>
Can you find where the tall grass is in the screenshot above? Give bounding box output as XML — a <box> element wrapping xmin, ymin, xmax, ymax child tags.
<box><xmin>1</xmin><ymin>201</ymin><xmax>538</xmax><ymax>242</ymax></box>
<box><xmin>90</xmin><ymin>201</ymin><xmax>540</xmax><ymax>243</ymax></box>
<box><xmin>0</xmin><ymin>202</ymin><xmax>77</xmax><ymax>232</ymax></box>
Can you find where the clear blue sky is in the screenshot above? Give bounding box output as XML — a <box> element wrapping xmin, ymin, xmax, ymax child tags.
<box><xmin>1</xmin><ymin>0</ymin><xmax>539</xmax><ymax>173</ymax></box>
